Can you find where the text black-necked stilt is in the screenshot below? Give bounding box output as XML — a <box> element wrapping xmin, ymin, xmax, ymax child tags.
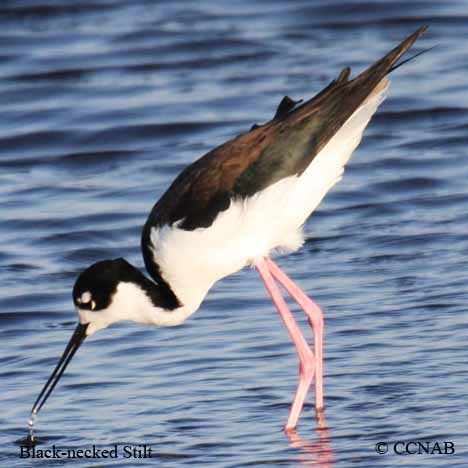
<box><xmin>30</xmin><ymin>27</ymin><xmax>426</xmax><ymax>434</ymax></box>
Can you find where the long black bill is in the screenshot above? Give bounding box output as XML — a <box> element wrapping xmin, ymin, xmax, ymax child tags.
<box><xmin>31</xmin><ymin>322</ymin><xmax>88</xmax><ymax>415</ymax></box>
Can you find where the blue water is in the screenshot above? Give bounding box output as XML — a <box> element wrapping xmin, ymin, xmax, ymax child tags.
<box><xmin>1</xmin><ymin>1</ymin><xmax>467</xmax><ymax>467</ymax></box>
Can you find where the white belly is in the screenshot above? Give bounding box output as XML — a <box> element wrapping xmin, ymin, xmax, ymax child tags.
<box><xmin>150</xmin><ymin>174</ymin><xmax>311</xmax><ymax>310</ymax></box>
<box><xmin>149</xmin><ymin>83</ymin><xmax>387</xmax><ymax>318</ymax></box>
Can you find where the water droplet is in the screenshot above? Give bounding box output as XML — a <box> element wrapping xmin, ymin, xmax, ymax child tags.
<box><xmin>27</xmin><ymin>412</ymin><xmax>37</xmax><ymax>443</ymax></box>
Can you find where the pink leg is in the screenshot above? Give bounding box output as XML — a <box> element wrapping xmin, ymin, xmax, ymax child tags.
<box><xmin>266</xmin><ymin>257</ymin><xmax>324</xmax><ymax>411</ymax></box>
<box><xmin>255</xmin><ymin>257</ymin><xmax>315</xmax><ymax>431</ymax></box>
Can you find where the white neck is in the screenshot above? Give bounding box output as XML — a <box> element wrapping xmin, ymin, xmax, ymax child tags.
<box><xmin>78</xmin><ymin>281</ymin><xmax>201</xmax><ymax>336</ymax></box>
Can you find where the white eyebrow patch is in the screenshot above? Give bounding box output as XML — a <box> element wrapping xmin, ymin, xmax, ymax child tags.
<box><xmin>80</xmin><ymin>291</ymin><xmax>92</xmax><ymax>304</ymax></box>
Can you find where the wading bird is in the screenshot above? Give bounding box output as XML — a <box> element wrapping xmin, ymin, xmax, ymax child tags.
<box><xmin>31</xmin><ymin>27</ymin><xmax>426</xmax><ymax>432</ymax></box>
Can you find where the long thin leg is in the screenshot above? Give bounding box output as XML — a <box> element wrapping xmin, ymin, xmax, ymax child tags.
<box><xmin>265</xmin><ymin>257</ymin><xmax>324</xmax><ymax>411</ymax></box>
<box><xmin>254</xmin><ymin>257</ymin><xmax>315</xmax><ymax>431</ymax></box>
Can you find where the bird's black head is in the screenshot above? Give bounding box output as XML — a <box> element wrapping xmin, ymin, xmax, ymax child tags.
<box><xmin>72</xmin><ymin>258</ymin><xmax>135</xmax><ymax>311</ymax></box>
<box><xmin>30</xmin><ymin>258</ymin><xmax>150</xmax><ymax>417</ymax></box>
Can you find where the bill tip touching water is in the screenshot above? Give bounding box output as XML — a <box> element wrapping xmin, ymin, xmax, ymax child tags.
<box><xmin>27</xmin><ymin>26</ymin><xmax>427</xmax><ymax>438</ymax></box>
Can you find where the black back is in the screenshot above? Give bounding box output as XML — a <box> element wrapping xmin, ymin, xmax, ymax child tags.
<box><xmin>141</xmin><ymin>27</ymin><xmax>426</xmax><ymax>283</ymax></box>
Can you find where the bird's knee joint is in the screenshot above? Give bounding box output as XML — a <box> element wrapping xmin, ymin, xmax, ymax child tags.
<box><xmin>301</xmin><ymin>362</ymin><xmax>315</xmax><ymax>379</ymax></box>
<box><xmin>308</xmin><ymin>314</ymin><xmax>324</xmax><ymax>329</ymax></box>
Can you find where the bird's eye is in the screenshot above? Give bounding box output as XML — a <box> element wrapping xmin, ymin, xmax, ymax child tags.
<box><xmin>80</xmin><ymin>291</ymin><xmax>92</xmax><ymax>304</ymax></box>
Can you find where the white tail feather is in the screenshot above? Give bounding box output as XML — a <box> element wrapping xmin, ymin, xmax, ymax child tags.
<box><xmin>288</xmin><ymin>79</ymin><xmax>389</xmax><ymax>228</ymax></box>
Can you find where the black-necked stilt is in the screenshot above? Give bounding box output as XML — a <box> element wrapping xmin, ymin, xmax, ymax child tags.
<box><xmin>30</xmin><ymin>27</ymin><xmax>426</xmax><ymax>433</ymax></box>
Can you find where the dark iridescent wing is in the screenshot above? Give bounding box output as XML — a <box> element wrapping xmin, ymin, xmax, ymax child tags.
<box><xmin>142</xmin><ymin>27</ymin><xmax>426</xmax><ymax>280</ymax></box>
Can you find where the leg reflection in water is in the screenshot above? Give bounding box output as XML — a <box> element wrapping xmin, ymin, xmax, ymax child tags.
<box><xmin>287</xmin><ymin>412</ymin><xmax>335</xmax><ymax>468</ymax></box>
